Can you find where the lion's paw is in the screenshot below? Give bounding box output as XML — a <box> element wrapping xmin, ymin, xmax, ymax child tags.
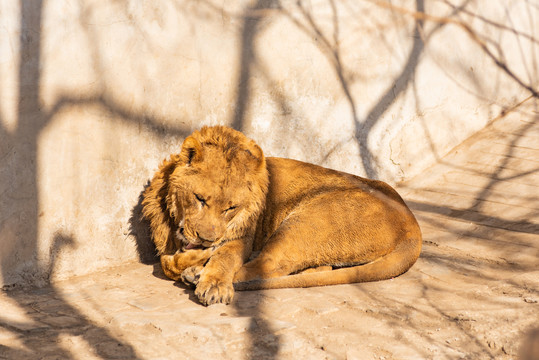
<box><xmin>160</xmin><ymin>254</ymin><xmax>181</xmax><ymax>281</ymax></box>
<box><xmin>181</xmin><ymin>266</ymin><xmax>202</xmax><ymax>287</ymax></box>
<box><xmin>195</xmin><ymin>279</ymin><xmax>234</xmax><ymax>306</ymax></box>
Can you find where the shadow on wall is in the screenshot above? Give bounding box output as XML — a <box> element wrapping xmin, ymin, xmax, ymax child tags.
<box><xmin>228</xmin><ymin>0</ymin><xmax>429</xmax><ymax>177</ymax></box>
<box><xmin>354</xmin><ymin>0</ymin><xmax>425</xmax><ymax>178</ymax></box>
<box><xmin>226</xmin><ymin>0</ymin><xmax>427</xmax><ymax>178</ymax></box>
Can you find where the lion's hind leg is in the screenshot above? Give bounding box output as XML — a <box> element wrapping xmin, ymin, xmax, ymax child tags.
<box><xmin>234</xmin><ymin>253</ymin><xmax>333</xmax><ymax>282</ymax></box>
<box><xmin>233</xmin><ymin>221</ymin><xmax>329</xmax><ymax>283</ymax></box>
<box><xmin>235</xmin><ymin>190</ymin><xmax>375</xmax><ymax>283</ymax></box>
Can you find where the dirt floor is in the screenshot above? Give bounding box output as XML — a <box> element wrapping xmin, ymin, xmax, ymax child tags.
<box><xmin>1</xmin><ymin>103</ymin><xmax>538</xmax><ymax>359</ymax></box>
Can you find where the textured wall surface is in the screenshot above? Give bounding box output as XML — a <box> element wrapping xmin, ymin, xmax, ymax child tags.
<box><xmin>1</xmin><ymin>0</ymin><xmax>537</xmax><ymax>287</ymax></box>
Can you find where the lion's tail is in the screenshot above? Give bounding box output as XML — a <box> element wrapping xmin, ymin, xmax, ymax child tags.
<box><xmin>233</xmin><ymin>237</ymin><xmax>421</xmax><ymax>291</ymax></box>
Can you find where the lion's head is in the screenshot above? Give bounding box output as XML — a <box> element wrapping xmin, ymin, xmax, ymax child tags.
<box><xmin>163</xmin><ymin>126</ymin><xmax>269</xmax><ymax>251</ymax></box>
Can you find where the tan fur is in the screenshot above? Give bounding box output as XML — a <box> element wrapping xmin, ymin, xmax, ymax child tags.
<box><xmin>142</xmin><ymin>126</ymin><xmax>422</xmax><ymax>305</ymax></box>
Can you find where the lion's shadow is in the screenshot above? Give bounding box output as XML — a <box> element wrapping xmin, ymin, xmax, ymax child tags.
<box><xmin>129</xmin><ymin>183</ymin><xmax>159</xmax><ymax>265</ymax></box>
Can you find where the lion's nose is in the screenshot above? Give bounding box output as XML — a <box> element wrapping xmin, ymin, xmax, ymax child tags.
<box><xmin>197</xmin><ymin>225</ymin><xmax>220</xmax><ymax>242</ymax></box>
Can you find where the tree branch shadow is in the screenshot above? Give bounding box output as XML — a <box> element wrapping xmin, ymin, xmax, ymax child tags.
<box><xmin>390</xmin><ymin>102</ymin><xmax>539</xmax><ymax>356</ymax></box>
<box><xmin>1</xmin><ymin>233</ymin><xmax>142</xmax><ymax>359</ymax></box>
<box><xmin>355</xmin><ymin>0</ymin><xmax>425</xmax><ymax>178</ymax></box>
<box><xmin>226</xmin><ymin>1</ymin><xmax>284</xmax><ymax>358</ymax></box>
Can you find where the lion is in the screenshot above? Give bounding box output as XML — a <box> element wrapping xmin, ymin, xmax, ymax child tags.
<box><xmin>142</xmin><ymin>126</ymin><xmax>422</xmax><ymax>306</ymax></box>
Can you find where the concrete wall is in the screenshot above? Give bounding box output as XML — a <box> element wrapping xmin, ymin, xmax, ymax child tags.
<box><xmin>1</xmin><ymin>0</ymin><xmax>537</xmax><ymax>287</ymax></box>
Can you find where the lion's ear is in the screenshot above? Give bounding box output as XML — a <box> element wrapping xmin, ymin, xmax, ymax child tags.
<box><xmin>244</xmin><ymin>141</ymin><xmax>265</xmax><ymax>169</ymax></box>
<box><xmin>180</xmin><ymin>136</ymin><xmax>203</xmax><ymax>165</ymax></box>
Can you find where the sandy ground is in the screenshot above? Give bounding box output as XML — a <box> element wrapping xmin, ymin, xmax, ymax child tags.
<box><xmin>1</xmin><ymin>103</ymin><xmax>538</xmax><ymax>359</ymax></box>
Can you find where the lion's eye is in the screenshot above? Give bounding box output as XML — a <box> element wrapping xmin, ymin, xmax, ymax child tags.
<box><xmin>224</xmin><ymin>205</ymin><xmax>237</xmax><ymax>213</ymax></box>
<box><xmin>194</xmin><ymin>193</ymin><xmax>206</xmax><ymax>206</ymax></box>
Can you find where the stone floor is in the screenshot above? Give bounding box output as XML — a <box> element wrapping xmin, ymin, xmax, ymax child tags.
<box><xmin>1</xmin><ymin>102</ymin><xmax>538</xmax><ymax>360</ymax></box>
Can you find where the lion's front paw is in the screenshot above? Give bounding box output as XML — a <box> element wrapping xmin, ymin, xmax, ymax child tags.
<box><xmin>160</xmin><ymin>254</ymin><xmax>181</xmax><ymax>281</ymax></box>
<box><xmin>181</xmin><ymin>266</ymin><xmax>203</xmax><ymax>288</ymax></box>
<box><xmin>195</xmin><ymin>279</ymin><xmax>234</xmax><ymax>306</ymax></box>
